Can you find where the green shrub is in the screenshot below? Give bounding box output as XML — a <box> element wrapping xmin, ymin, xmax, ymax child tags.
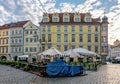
<box><xmin>15</xmin><ymin>63</ymin><xmax>20</xmax><ymax>69</ymax></box>
<box><xmin>24</xmin><ymin>64</ymin><xmax>30</xmax><ymax>71</ymax></box>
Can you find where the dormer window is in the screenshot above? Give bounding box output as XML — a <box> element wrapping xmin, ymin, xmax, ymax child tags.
<box><xmin>43</xmin><ymin>13</ymin><xmax>49</xmax><ymax>22</ymax></box>
<box><xmin>52</xmin><ymin>13</ymin><xmax>59</xmax><ymax>22</ymax></box>
<box><xmin>64</xmin><ymin>18</ymin><xmax>69</xmax><ymax>22</ymax></box>
<box><xmin>75</xmin><ymin>18</ymin><xmax>80</xmax><ymax>22</ymax></box>
<box><xmin>85</xmin><ymin>12</ymin><xmax>91</xmax><ymax>22</ymax></box>
<box><xmin>43</xmin><ymin>18</ymin><xmax>48</xmax><ymax>22</ymax></box>
<box><xmin>63</xmin><ymin>13</ymin><xmax>69</xmax><ymax>22</ymax></box>
<box><xmin>74</xmin><ymin>13</ymin><xmax>81</xmax><ymax>22</ymax></box>
<box><xmin>52</xmin><ymin>17</ymin><xmax>59</xmax><ymax>22</ymax></box>
<box><xmin>86</xmin><ymin>17</ymin><xmax>91</xmax><ymax>22</ymax></box>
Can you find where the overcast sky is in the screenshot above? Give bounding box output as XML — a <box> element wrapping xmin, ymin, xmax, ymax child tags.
<box><xmin>0</xmin><ymin>0</ymin><xmax>120</xmax><ymax>44</ymax></box>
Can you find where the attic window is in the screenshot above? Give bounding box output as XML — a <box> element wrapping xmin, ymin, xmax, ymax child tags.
<box><xmin>43</xmin><ymin>18</ymin><xmax>48</xmax><ymax>22</ymax></box>
<box><xmin>63</xmin><ymin>18</ymin><xmax>69</xmax><ymax>22</ymax></box>
<box><xmin>86</xmin><ymin>17</ymin><xmax>91</xmax><ymax>22</ymax></box>
<box><xmin>52</xmin><ymin>17</ymin><xmax>59</xmax><ymax>22</ymax></box>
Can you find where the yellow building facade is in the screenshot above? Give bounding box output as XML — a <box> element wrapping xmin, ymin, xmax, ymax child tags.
<box><xmin>39</xmin><ymin>12</ymin><xmax>108</xmax><ymax>59</ymax></box>
<box><xmin>0</xmin><ymin>27</ymin><xmax>9</xmax><ymax>60</ymax></box>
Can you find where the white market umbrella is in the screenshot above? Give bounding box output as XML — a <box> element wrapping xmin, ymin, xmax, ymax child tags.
<box><xmin>63</xmin><ymin>49</ymin><xmax>84</xmax><ymax>58</ymax></box>
<box><xmin>39</xmin><ymin>47</ymin><xmax>62</xmax><ymax>56</ymax></box>
<box><xmin>73</xmin><ymin>48</ymin><xmax>97</xmax><ymax>56</ymax></box>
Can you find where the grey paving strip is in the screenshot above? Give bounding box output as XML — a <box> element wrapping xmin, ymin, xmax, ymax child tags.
<box><xmin>0</xmin><ymin>64</ymin><xmax>120</xmax><ymax>84</ymax></box>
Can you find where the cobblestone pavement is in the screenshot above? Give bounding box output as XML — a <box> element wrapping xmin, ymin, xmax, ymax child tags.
<box><xmin>0</xmin><ymin>64</ymin><xmax>120</xmax><ymax>84</ymax></box>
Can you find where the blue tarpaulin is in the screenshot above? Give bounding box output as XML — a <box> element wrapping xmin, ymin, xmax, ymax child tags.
<box><xmin>46</xmin><ymin>59</ymin><xmax>85</xmax><ymax>76</ymax></box>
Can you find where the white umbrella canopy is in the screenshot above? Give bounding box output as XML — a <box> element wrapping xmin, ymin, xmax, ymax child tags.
<box><xmin>115</xmin><ymin>57</ymin><xmax>120</xmax><ymax>60</ymax></box>
<box><xmin>63</xmin><ymin>49</ymin><xmax>84</xmax><ymax>58</ymax></box>
<box><xmin>39</xmin><ymin>47</ymin><xmax>62</xmax><ymax>56</ymax></box>
<box><xmin>73</xmin><ymin>48</ymin><xmax>97</xmax><ymax>56</ymax></box>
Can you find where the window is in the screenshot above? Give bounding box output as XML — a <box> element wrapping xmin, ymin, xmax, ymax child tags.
<box><xmin>34</xmin><ymin>31</ymin><xmax>37</xmax><ymax>34</ymax></box>
<box><xmin>72</xmin><ymin>26</ymin><xmax>75</xmax><ymax>32</ymax></box>
<box><xmin>53</xmin><ymin>18</ymin><xmax>58</xmax><ymax>22</ymax></box>
<box><xmin>64</xmin><ymin>18</ymin><xmax>69</xmax><ymax>22</ymax></box>
<box><xmin>57</xmin><ymin>34</ymin><xmax>61</xmax><ymax>42</ymax></box>
<box><xmin>30</xmin><ymin>31</ymin><xmax>32</xmax><ymax>34</ymax></box>
<box><xmin>11</xmin><ymin>39</ymin><xmax>14</xmax><ymax>43</ymax></box>
<box><xmin>15</xmin><ymin>30</ymin><xmax>17</xmax><ymax>34</ymax></box>
<box><xmin>64</xmin><ymin>45</ymin><xmax>68</xmax><ymax>51</ymax></box>
<box><xmin>57</xmin><ymin>26</ymin><xmax>60</xmax><ymax>32</ymax></box>
<box><xmin>88</xmin><ymin>45</ymin><xmax>91</xmax><ymax>51</ymax></box>
<box><xmin>12</xmin><ymin>31</ymin><xmax>14</xmax><ymax>35</ymax></box>
<box><xmin>72</xmin><ymin>34</ymin><xmax>75</xmax><ymax>42</ymax></box>
<box><xmin>48</xmin><ymin>44</ymin><xmax>51</xmax><ymax>49</ymax></box>
<box><xmin>57</xmin><ymin>45</ymin><xmax>61</xmax><ymax>50</ymax></box>
<box><xmin>19</xmin><ymin>47</ymin><xmax>21</xmax><ymax>52</ymax></box>
<box><xmin>102</xmin><ymin>26</ymin><xmax>107</xmax><ymax>31</ymax></box>
<box><xmin>6</xmin><ymin>31</ymin><xmax>8</xmax><ymax>35</ymax></box>
<box><xmin>26</xmin><ymin>38</ymin><xmax>28</xmax><ymax>42</ymax></box>
<box><xmin>6</xmin><ymin>39</ymin><xmax>8</xmax><ymax>44</ymax></box>
<box><xmin>64</xmin><ymin>34</ymin><xmax>68</xmax><ymax>42</ymax></box>
<box><xmin>88</xmin><ymin>26</ymin><xmax>91</xmax><ymax>32</ymax></box>
<box><xmin>30</xmin><ymin>47</ymin><xmax>33</xmax><ymax>52</ymax></box>
<box><xmin>48</xmin><ymin>34</ymin><xmax>51</xmax><ymax>42</ymax></box>
<box><xmin>19</xmin><ymin>30</ymin><xmax>22</xmax><ymax>34</ymax></box>
<box><xmin>15</xmin><ymin>47</ymin><xmax>17</xmax><ymax>52</ymax></box>
<box><xmin>79</xmin><ymin>45</ymin><xmax>83</xmax><ymax>48</ymax></box>
<box><xmin>42</xmin><ymin>28</ymin><xmax>45</xmax><ymax>32</ymax></box>
<box><xmin>64</xmin><ymin>26</ymin><xmax>68</xmax><ymax>32</ymax></box>
<box><xmin>95</xmin><ymin>26</ymin><xmax>98</xmax><ymax>32</ymax></box>
<box><xmin>3</xmin><ymin>32</ymin><xmax>5</xmax><ymax>36</ymax></box>
<box><xmin>19</xmin><ymin>39</ymin><xmax>21</xmax><ymax>43</ymax></box>
<box><xmin>42</xmin><ymin>45</ymin><xmax>45</xmax><ymax>51</ymax></box>
<box><xmin>6</xmin><ymin>48</ymin><xmax>8</xmax><ymax>53</ymax></box>
<box><xmin>88</xmin><ymin>34</ymin><xmax>91</xmax><ymax>42</ymax></box>
<box><xmin>26</xmin><ymin>31</ymin><xmax>28</xmax><ymax>34</ymax></box>
<box><xmin>86</xmin><ymin>17</ymin><xmax>91</xmax><ymax>22</ymax></box>
<box><xmin>102</xmin><ymin>46</ymin><xmax>108</xmax><ymax>52</ymax></box>
<box><xmin>75</xmin><ymin>18</ymin><xmax>80</xmax><ymax>22</ymax></box>
<box><xmin>79</xmin><ymin>26</ymin><xmax>82</xmax><ymax>32</ymax></box>
<box><xmin>25</xmin><ymin>47</ymin><xmax>28</xmax><ymax>52</ymax></box>
<box><xmin>43</xmin><ymin>18</ymin><xmax>48</xmax><ymax>22</ymax></box>
<box><xmin>101</xmin><ymin>36</ymin><xmax>107</xmax><ymax>42</ymax></box>
<box><xmin>34</xmin><ymin>37</ymin><xmax>37</xmax><ymax>42</ymax></box>
<box><xmin>95</xmin><ymin>46</ymin><xmax>98</xmax><ymax>53</ymax></box>
<box><xmin>30</xmin><ymin>38</ymin><xmax>32</xmax><ymax>42</ymax></box>
<box><xmin>15</xmin><ymin>39</ymin><xmax>17</xmax><ymax>43</ymax></box>
<box><xmin>95</xmin><ymin>34</ymin><xmax>98</xmax><ymax>42</ymax></box>
<box><xmin>48</xmin><ymin>26</ymin><xmax>51</xmax><ymax>32</ymax></box>
<box><xmin>79</xmin><ymin>34</ymin><xmax>83</xmax><ymax>42</ymax></box>
<box><xmin>42</xmin><ymin>34</ymin><xmax>45</xmax><ymax>42</ymax></box>
<box><xmin>72</xmin><ymin>45</ymin><xmax>75</xmax><ymax>49</ymax></box>
<box><xmin>34</xmin><ymin>47</ymin><xmax>37</xmax><ymax>52</ymax></box>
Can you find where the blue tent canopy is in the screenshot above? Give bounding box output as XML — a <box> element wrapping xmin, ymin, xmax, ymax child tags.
<box><xmin>46</xmin><ymin>59</ymin><xmax>85</xmax><ymax>76</ymax></box>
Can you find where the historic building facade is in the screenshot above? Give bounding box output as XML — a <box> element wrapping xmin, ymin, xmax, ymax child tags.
<box><xmin>39</xmin><ymin>12</ymin><xmax>109</xmax><ymax>60</ymax></box>
<box><xmin>0</xmin><ymin>20</ymin><xmax>39</xmax><ymax>60</ymax></box>
<box><xmin>0</xmin><ymin>27</ymin><xmax>9</xmax><ymax>60</ymax></box>
<box><xmin>24</xmin><ymin>21</ymin><xmax>39</xmax><ymax>56</ymax></box>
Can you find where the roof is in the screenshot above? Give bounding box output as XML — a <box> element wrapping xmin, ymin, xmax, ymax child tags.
<box><xmin>0</xmin><ymin>20</ymin><xmax>30</xmax><ymax>29</ymax></box>
<box><xmin>40</xmin><ymin>13</ymin><xmax>100</xmax><ymax>24</ymax></box>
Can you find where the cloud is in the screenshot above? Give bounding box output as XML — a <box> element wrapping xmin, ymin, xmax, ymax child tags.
<box><xmin>0</xmin><ymin>0</ymin><xmax>119</xmax><ymax>44</ymax></box>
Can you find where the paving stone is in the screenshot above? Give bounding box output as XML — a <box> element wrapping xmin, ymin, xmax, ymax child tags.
<box><xmin>0</xmin><ymin>64</ymin><xmax>120</xmax><ymax>84</ymax></box>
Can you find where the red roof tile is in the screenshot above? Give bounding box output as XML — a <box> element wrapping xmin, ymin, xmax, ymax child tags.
<box><xmin>0</xmin><ymin>20</ymin><xmax>30</xmax><ymax>29</ymax></box>
<box><xmin>40</xmin><ymin>13</ymin><xmax>100</xmax><ymax>23</ymax></box>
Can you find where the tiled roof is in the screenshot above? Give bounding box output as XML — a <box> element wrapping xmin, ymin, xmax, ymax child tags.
<box><xmin>0</xmin><ymin>20</ymin><xmax>30</xmax><ymax>28</ymax></box>
<box><xmin>40</xmin><ymin>13</ymin><xmax>100</xmax><ymax>23</ymax></box>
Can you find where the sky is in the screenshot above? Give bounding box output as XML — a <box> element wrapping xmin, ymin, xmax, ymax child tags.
<box><xmin>0</xmin><ymin>0</ymin><xmax>120</xmax><ymax>44</ymax></box>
